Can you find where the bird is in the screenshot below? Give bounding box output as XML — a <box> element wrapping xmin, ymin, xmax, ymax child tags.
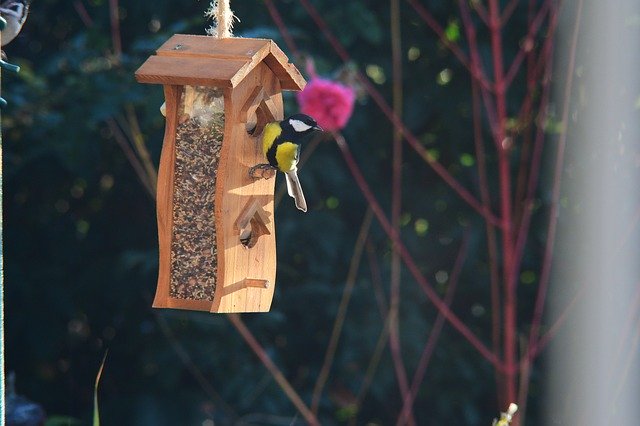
<box><xmin>250</xmin><ymin>114</ymin><xmax>323</xmax><ymax>212</ymax></box>
<box><xmin>0</xmin><ymin>0</ymin><xmax>30</xmax><ymax>48</ymax></box>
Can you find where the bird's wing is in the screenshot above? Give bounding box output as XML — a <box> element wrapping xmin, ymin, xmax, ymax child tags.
<box><xmin>295</xmin><ymin>143</ymin><xmax>301</xmax><ymax>163</ymax></box>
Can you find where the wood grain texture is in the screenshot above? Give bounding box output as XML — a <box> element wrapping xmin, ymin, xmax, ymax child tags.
<box><xmin>135</xmin><ymin>56</ymin><xmax>243</xmax><ymax>87</ymax></box>
<box><xmin>210</xmin><ymin>62</ymin><xmax>282</xmax><ymax>313</ymax></box>
<box><xmin>156</xmin><ymin>35</ymin><xmax>270</xmax><ymax>59</ymax></box>
<box><xmin>152</xmin><ymin>84</ymin><xmax>182</xmax><ymax>309</ymax></box>
<box><xmin>265</xmin><ymin>40</ymin><xmax>306</xmax><ymax>91</ymax></box>
<box><xmin>135</xmin><ymin>35</ymin><xmax>304</xmax><ymax>91</ymax></box>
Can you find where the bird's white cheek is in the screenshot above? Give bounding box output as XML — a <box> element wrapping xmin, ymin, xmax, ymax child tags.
<box><xmin>289</xmin><ymin>119</ymin><xmax>312</xmax><ymax>133</ymax></box>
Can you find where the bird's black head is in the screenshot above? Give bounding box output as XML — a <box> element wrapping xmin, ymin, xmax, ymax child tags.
<box><xmin>283</xmin><ymin>114</ymin><xmax>323</xmax><ymax>135</ymax></box>
<box><xmin>0</xmin><ymin>0</ymin><xmax>30</xmax><ymax>18</ymax></box>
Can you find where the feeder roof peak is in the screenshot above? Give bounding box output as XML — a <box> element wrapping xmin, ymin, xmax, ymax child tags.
<box><xmin>135</xmin><ymin>34</ymin><xmax>306</xmax><ymax>91</ymax></box>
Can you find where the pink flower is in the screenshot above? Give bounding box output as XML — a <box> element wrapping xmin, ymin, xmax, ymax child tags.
<box><xmin>297</xmin><ymin>63</ymin><xmax>356</xmax><ymax>131</ymax></box>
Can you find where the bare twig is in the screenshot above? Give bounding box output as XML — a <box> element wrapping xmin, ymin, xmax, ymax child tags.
<box><xmin>511</xmin><ymin>5</ymin><xmax>558</xmax><ymax>308</ymax></box>
<box><xmin>310</xmin><ymin>209</ymin><xmax>374</xmax><ymax>414</ymax></box>
<box><xmin>504</xmin><ymin>0</ymin><xmax>554</xmax><ymax>88</ymax></box>
<box><xmin>396</xmin><ymin>233</ymin><xmax>470</xmax><ymax>426</ymax></box>
<box><xmin>264</xmin><ymin>0</ymin><xmax>299</xmax><ymax>56</ymax></box>
<box><xmin>366</xmin><ymin>240</ymin><xmax>389</xmax><ymax>317</ymax></box>
<box><xmin>530</xmin><ymin>217</ymin><xmax>638</xmax><ymax>363</ymax></box>
<box><xmin>405</xmin><ymin>0</ymin><xmax>493</xmax><ymax>91</ymax></box>
<box><xmin>513</xmin><ymin>0</ymin><xmax>541</xmax><ymax>228</ymax></box>
<box><xmin>350</xmin><ymin>315</ymin><xmax>391</xmax><ymax>426</ymax></box>
<box><xmin>501</xmin><ymin>0</ymin><xmax>520</xmax><ymax>25</ymax></box>
<box><xmin>125</xmin><ymin>105</ymin><xmax>158</xmax><ymax>189</ymax></box>
<box><xmin>73</xmin><ymin>0</ymin><xmax>94</xmax><ymax>28</ymax></box>
<box><xmin>455</xmin><ymin>7</ymin><xmax>503</xmax><ymax>390</ymax></box>
<box><xmin>471</xmin><ymin>80</ymin><xmax>503</xmax><ymax>404</ymax></box>
<box><xmin>457</xmin><ymin>0</ymin><xmax>500</xmax><ymax>140</ymax></box>
<box><xmin>349</xmin><ymin>241</ymin><xmax>393</xmax><ymax>426</ymax></box>
<box><xmin>108</xmin><ymin>0</ymin><xmax>122</xmax><ymax>60</ymax></box>
<box><xmin>471</xmin><ymin>0</ymin><xmax>490</xmax><ymax>25</ymax></box>
<box><xmin>527</xmin><ymin>0</ymin><xmax>583</xmax><ymax>360</ymax></box>
<box><xmin>516</xmin><ymin>336</ymin><xmax>531</xmax><ymax>423</ymax></box>
<box><xmin>106</xmin><ymin>118</ymin><xmax>155</xmax><ymax>198</ymax></box>
<box><xmin>228</xmin><ymin>314</ymin><xmax>320</xmax><ymax>426</ymax></box>
<box><xmin>388</xmin><ymin>1</ymin><xmax>415</xmax><ymax>424</ymax></box>
<box><xmin>487</xmin><ymin>0</ymin><xmax>518</xmax><ymax>404</ymax></box>
<box><xmin>153</xmin><ymin>311</ymin><xmax>236</xmax><ymax>420</ymax></box>
<box><xmin>296</xmin><ymin>0</ymin><xmax>501</xmax><ymax>227</ymax></box>
<box><xmin>334</xmin><ymin>133</ymin><xmax>500</xmax><ymax>367</ymax></box>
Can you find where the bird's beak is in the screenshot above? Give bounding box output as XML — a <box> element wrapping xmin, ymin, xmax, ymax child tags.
<box><xmin>314</xmin><ymin>125</ymin><xmax>323</xmax><ymax>132</ymax></box>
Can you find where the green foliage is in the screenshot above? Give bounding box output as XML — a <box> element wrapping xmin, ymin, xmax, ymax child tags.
<box><xmin>444</xmin><ymin>20</ymin><xmax>461</xmax><ymax>43</ymax></box>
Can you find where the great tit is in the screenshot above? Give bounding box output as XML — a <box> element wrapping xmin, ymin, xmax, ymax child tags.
<box><xmin>251</xmin><ymin>114</ymin><xmax>322</xmax><ymax>212</ymax></box>
<box><xmin>0</xmin><ymin>0</ymin><xmax>29</xmax><ymax>47</ymax></box>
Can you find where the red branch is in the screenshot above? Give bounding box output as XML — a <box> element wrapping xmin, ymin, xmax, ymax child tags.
<box><xmin>527</xmin><ymin>0</ymin><xmax>584</xmax><ymax>362</ymax></box>
<box><xmin>471</xmin><ymin>79</ymin><xmax>503</xmax><ymax>403</ymax></box>
<box><xmin>512</xmin><ymin>7</ymin><xmax>559</xmax><ymax>321</ymax></box>
<box><xmin>73</xmin><ymin>1</ymin><xmax>94</xmax><ymax>28</ymax></box>
<box><xmin>108</xmin><ymin>0</ymin><xmax>122</xmax><ymax>59</ymax></box>
<box><xmin>457</xmin><ymin>0</ymin><xmax>500</xmax><ymax>142</ymax></box>
<box><xmin>388</xmin><ymin>0</ymin><xmax>415</xmax><ymax>423</ymax></box>
<box><xmin>406</xmin><ymin>0</ymin><xmax>493</xmax><ymax>92</ymax></box>
<box><xmin>471</xmin><ymin>0</ymin><xmax>490</xmax><ymax>26</ymax></box>
<box><xmin>334</xmin><ymin>133</ymin><xmax>501</xmax><ymax>368</ymax></box>
<box><xmin>504</xmin><ymin>0</ymin><xmax>554</xmax><ymax>88</ymax></box>
<box><xmin>297</xmin><ymin>0</ymin><xmax>501</xmax><ymax>227</ymax></box>
<box><xmin>501</xmin><ymin>0</ymin><xmax>520</xmax><ymax>25</ymax></box>
<box><xmin>310</xmin><ymin>210</ymin><xmax>373</xmax><ymax>415</ymax></box>
<box><xmin>264</xmin><ymin>0</ymin><xmax>299</xmax><ymax>56</ymax></box>
<box><xmin>396</xmin><ymin>234</ymin><xmax>470</xmax><ymax>426</ymax></box>
<box><xmin>487</xmin><ymin>0</ymin><xmax>517</xmax><ymax>405</ymax></box>
<box><xmin>228</xmin><ymin>315</ymin><xmax>320</xmax><ymax>425</ymax></box>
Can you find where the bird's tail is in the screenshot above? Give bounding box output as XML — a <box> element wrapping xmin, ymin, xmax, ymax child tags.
<box><xmin>285</xmin><ymin>170</ymin><xmax>307</xmax><ymax>212</ymax></box>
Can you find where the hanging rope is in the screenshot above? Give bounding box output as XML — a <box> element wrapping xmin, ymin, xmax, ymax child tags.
<box><xmin>206</xmin><ymin>0</ymin><xmax>236</xmax><ymax>38</ymax></box>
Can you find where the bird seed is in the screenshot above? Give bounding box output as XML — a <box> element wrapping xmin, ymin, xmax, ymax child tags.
<box><xmin>169</xmin><ymin>86</ymin><xmax>224</xmax><ymax>301</ymax></box>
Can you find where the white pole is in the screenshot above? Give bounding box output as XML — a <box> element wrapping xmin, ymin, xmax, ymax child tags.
<box><xmin>545</xmin><ymin>1</ymin><xmax>640</xmax><ymax>424</ymax></box>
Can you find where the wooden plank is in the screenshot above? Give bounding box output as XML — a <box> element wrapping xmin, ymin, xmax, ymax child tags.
<box><xmin>162</xmin><ymin>298</ymin><xmax>214</xmax><ymax>312</ymax></box>
<box><xmin>234</xmin><ymin>197</ymin><xmax>261</xmax><ymax>232</ymax></box>
<box><xmin>265</xmin><ymin>41</ymin><xmax>306</xmax><ymax>91</ymax></box>
<box><xmin>137</xmin><ymin>35</ymin><xmax>305</xmax><ymax>92</ymax></box>
<box><xmin>135</xmin><ymin>56</ymin><xmax>245</xmax><ymax>87</ymax></box>
<box><xmin>244</xmin><ymin>279</ymin><xmax>270</xmax><ymax>288</ymax></box>
<box><xmin>239</xmin><ymin>86</ymin><xmax>265</xmax><ymax>120</ymax></box>
<box><xmin>156</xmin><ymin>34</ymin><xmax>270</xmax><ymax>59</ymax></box>
<box><xmin>152</xmin><ymin>85</ymin><xmax>182</xmax><ymax>309</ymax></box>
<box><xmin>210</xmin><ymin>62</ymin><xmax>280</xmax><ymax>313</ymax></box>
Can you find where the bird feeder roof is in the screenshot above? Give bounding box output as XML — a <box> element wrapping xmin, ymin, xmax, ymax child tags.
<box><xmin>135</xmin><ymin>35</ymin><xmax>306</xmax><ymax>91</ymax></box>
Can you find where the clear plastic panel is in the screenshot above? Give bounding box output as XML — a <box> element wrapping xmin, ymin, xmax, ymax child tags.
<box><xmin>170</xmin><ymin>86</ymin><xmax>224</xmax><ymax>301</ymax></box>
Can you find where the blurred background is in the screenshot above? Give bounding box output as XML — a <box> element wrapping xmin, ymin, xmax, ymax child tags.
<box><xmin>3</xmin><ymin>1</ymin><xmax>639</xmax><ymax>425</ymax></box>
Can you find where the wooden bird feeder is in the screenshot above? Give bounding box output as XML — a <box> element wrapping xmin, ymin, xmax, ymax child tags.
<box><xmin>135</xmin><ymin>35</ymin><xmax>306</xmax><ymax>313</ymax></box>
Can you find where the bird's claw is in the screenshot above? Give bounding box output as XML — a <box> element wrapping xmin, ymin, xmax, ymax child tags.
<box><xmin>248</xmin><ymin>164</ymin><xmax>276</xmax><ymax>180</ymax></box>
<box><xmin>0</xmin><ymin>59</ymin><xmax>20</xmax><ymax>73</ymax></box>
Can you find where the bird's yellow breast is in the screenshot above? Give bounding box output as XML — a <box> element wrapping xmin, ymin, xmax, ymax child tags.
<box><xmin>275</xmin><ymin>142</ymin><xmax>298</xmax><ymax>172</ymax></box>
<box><xmin>262</xmin><ymin>122</ymin><xmax>282</xmax><ymax>156</ymax></box>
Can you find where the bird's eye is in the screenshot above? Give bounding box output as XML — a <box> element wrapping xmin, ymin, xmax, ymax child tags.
<box><xmin>9</xmin><ymin>4</ymin><xmax>22</xmax><ymax>12</ymax></box>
